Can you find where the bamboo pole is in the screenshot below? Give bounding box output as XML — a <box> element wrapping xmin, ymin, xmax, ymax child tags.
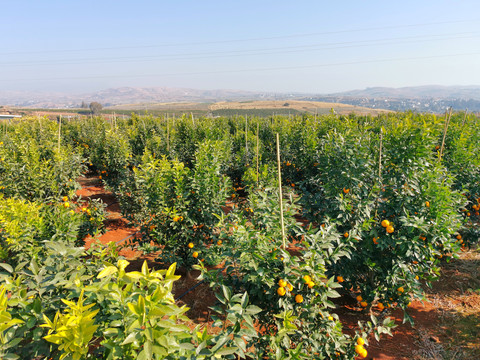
<box><xmin>378</xmin><ymin>127</ymin><xmax>383</xmax><ymax>181</ymax></box>
<box><xmin>276</xmin><ymin>133</ymin><xmax>286</xmax><ymax>249</ymax></box>
<box><xmin>439</xmin><ymin>107</ymin><xmax>453</xmax><ymax>161</ymax></box>
<box><xmin>166</xmin><ymin>115</ymin><xmax>170</xmax><ymax>153</ymax></box>
<box><xmin>245</xmin><ymin>115</ymin><xmax>248</xmax><ymax>160</ymax></box>
<box><xmin>58</xmin><ymin>115</ymin><xmax>62</xmax><ymax>152</ymax></box>
<box><xmin>256</xmin><ymin>122</ymin><xmax>259</xmax><ymax>188</ymax></box>
<box><xmin>462</xmin><ymin>109</ymin><xmax>468</xmax><ymax>126</ymax></box>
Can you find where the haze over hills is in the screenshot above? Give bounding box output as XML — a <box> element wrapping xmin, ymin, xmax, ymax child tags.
<box><xmin>330</xmin><ymin>85</ymin><xmax>480</xmax><ymax>100</ymax></box>
<box><xmin>1</xmin><ymin>85</ymin><xmax>479</xmax><ymax>112</ymax></box>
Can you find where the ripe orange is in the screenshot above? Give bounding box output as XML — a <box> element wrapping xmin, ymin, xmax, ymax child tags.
<box><xmin>386</xmin><ymin>225</ymin><xmax>394</xmax><ymax>234</ymax></box>
<box><xmin>360</xmin><ymin>301</ymin><xmax>368</xmax><ymax>308</ymax></box>
<box><xmin>295</xmin><ymin>294</ymin><xmax>303</xmax><ymax>303</ymax></box>
<box><xmin>381</xmin><ymin>219</ymin><xmax>390</xmax><ymax>227</ymax></box>
<box><xmin>278</xmin><ymin>279</ymin><xmax>287</xmax><ymax>288</ymax></box>
<box><xmin>188</xmin><ymin>242</ymin><xmax>194</xmax><ymax>248</ymax></box>
<box><xmin>192</xmin><ymin>251</ymin><xmax>199</xmax><ymax>258</ymax></box>
<box><xmin>217</xmin><ymin>240</ymin><xmax>222</xmax><ymax>246</ymax></box>
<box><xmin>425</xmin><ymin>201</ymin><xmax>430</xmax><ymax>207</ymax></box>
<box><xmin>337</xmin><ymin>276</ymin><xmax>344</xmax><ymax>283</ymax></box>
<box><xmin>355</xmin><ymin>344</ymin><xmax>364</xmax><ymax>354</ymax></box>
<box><xmin>397</xmin><ymin>286</ymin><xmax>404</xmax><ymax>293</ymax></box>
<box><xmin>356</xmin><ymin>295</ymin><xmax>363</xmax><ymax>302</ymax></box>
<box><xmin>359</xmin><ymin>348</ymin><xmax>368</xmax><ymax>358</ymax></box>
<box><xmin>303</xmin><ymin>275</ymin><xmax>312</xmax><ymax>283</ymax></box>
<box><xmin>343</xmin><ymin>232</ymin><xmax>349</xmax><ymax>238</ymax></box>
<box><xmin>343</xmin><ymin>188</ymin><xmax>350</xmax><ymax>194</ymax></box>
<box><xmin>307</xmin><ymin>281</ymin><xmax>315</xmax><ymax>288</ymax></box>
<box><xmin>377</xmin><ymin>302</ymin><xmax>384</xmax><ymax>310</ymax></box>
<box><xmin>456</xmin><ymin>234</ymin><xmax>462</xmax><ymax>240</ymax></box>
<box><xmin>277</xmin><ymin>287</ymin><xmax>286</xmax><ymax>296</ymax></box>
<box><xmin>286</xmin><ymin>283</ymin><xmax>293</xmax><ymax>292</ymax></box>
<box><xmin>357</xmin><ymin>337</ymin><xmax>365</xmax><ymax>346</ymax></box>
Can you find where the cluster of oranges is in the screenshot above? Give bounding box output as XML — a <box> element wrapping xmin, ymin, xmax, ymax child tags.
<box><xmin>470</xmin><ymin>203</ymin><xmax>480</xmax><ymax>216</ymax></box>
<box><xmin>303</xmin><ymin>275</ymin><xmax>316</xmax><ymax>289</ymax></box>
<box><xmin>61</xmin><ymin>196</ymin><xmax>72</xmax><ymax>209</ymax></box>
<box><xmin>356</xmin><ymin>295</ymin><xmax>368</xmax><ymax>308</ymax></box>
<box><xmin>188</xmin><ymin>242</ymin><xmax>199</xmax><ymax>258</ymax></box>
<box><xmin>276</xmin><ymin>278</ymin><xmax>303</xmax><ymax>303</ymax></box>
<box><xmin>381</xmin><ymin>219</ymin><xmax>394</xmax><ymax>234</ymax></box>
<box><xmin>355</xmin><ymin>337</ymin><xmax>368</xmax><ymax>358</ymax></box>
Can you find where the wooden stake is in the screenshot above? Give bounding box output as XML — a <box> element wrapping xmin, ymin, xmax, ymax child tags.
<box><xmin>439</xmin><ymin>107</ymin><xmax>453</xmax><ymax>161</ymax></box>
<box><xmin>58</xmin><ymin>115</ymin><xmax>62</xmax><ymax>152</ymax></box>
<box><xmin>166</xmin><ymin>115</ymin><xmax>170</xmax><ymax>153</ymax></box>
<box><xmin>378</xmin><ymin>127</ymin><xmax>383</xmax><ymax>182</ymax></box>
<box><xmin>245</xmin><ymin>115</ymin><xmax>248</xmax><ymax>159</ymax></box>
<box><xmin>276</xmin><ymin>133</ymin><xmax>286</xmax><ymax>249</ymax></box>
<box><xmin>256</xmin><ymin>122</ymin><xmax>260</xmax><ymax>188</ymax></box>
<box><xmin>462</xmin><ymin>108</ymin><xmax>468</xmax><ymax>126</ymax></box>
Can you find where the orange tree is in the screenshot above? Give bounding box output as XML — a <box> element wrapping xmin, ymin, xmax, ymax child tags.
<box><xmin>298</xmin><ymin>115</ymin><xmax>465</xmax><ymax>316</ymax></box>
<box><xmin>0</xmin><ymin>118</ymin><xmax>84</xmax><ymax>201</ymax></box>
<box><xmin>1</xmin><ymin>235</ymin><xmax>259</xmax><ymax>359</ymax></box>
<box><xmin>197</xmin><ymin>184</ymin><xmax>394</xmax><ymax>359</ymax></box>
<box><xmin>116</xmin><ymin>140</ymin><xmax>231</xmax><ymax>267</ymax></box>
<box><xmin>441</xmin><ymin>112</ymin><xmax>480</xmax><ymax>246</ymax></box>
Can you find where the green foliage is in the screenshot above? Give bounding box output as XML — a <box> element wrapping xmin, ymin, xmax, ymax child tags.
<box><xmin>0</xmin><ymin>119</ymin><xmax>84</xmax><ymax>201</ymax></box>
<box><xmin>0</xmin><ymin>285</ymin><xmax>24</xmax><ymax>360</ymax></box>
<box><xmin>117</xmin><ymin>140</ymin><xmax>231</xmax><ymax>267</ymax></box>
<box><xmin>197</xmin><ymin>187</ymin><xmax>393</xmax><ymax>358</ymax></box>
<box><xmin>42</xmin><ymin>289</ymin><xmax>99</xmax><ymax>360</ymax></box>
<box><xmin>1</xmin><ymin>111</ymin><xmax>479</xmax><ymax>359</ymax></box>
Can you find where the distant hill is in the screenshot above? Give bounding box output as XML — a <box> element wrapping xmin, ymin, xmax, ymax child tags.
<box><xmin>0</xmin><ymin>87</ymin><xmax>294</xmax><ymax>108</ymax></box>
<box><xmin>331</xmin><ymin>85</ymin><xmax>480</xmax><ymax>100</ymax></box>
<box><xmin>306</xmin><ymin>85</ymin><xmax>480</xmax><ymax>112</ymax></box>
<box><xmin>1</xmin><ymin>85</ymin><xmax>479</xmax><ymax>112</ymax></box>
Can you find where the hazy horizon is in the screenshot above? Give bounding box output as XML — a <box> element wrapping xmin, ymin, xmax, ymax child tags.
<box><xmin>2</xmin><ymin>1</ymin><xmax>480</xmax><ymax>94</ymax></box>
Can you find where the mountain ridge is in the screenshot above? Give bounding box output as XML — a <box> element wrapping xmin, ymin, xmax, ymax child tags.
<box><xmin>1</xmin><ymin>85</ymin><xmax>479</xmax><ymax>111</ymax></box>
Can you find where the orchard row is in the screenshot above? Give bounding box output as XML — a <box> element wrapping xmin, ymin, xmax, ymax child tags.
<box><xmin>0</xmin><ymin>111</ymin><xmax>478</xmax><ymax>359</ymax></box>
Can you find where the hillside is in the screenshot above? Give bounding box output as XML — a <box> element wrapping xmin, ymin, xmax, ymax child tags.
<box><xmin>2</xmin><ymin>85</ymin><xmax>479</xmax><ymax>112</ymax></box>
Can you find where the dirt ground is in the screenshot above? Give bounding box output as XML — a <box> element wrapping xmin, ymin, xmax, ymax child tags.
<box><xmin>77</xmin><ymin>174</ymin><xmax>480</xmax><ymax>359</ymax></box>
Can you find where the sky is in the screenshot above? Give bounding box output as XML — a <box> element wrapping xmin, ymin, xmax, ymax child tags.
<box><xmin>1</xmin><ymin>0</ymin><xmax>480</xmax><ymax>95</ymax></box>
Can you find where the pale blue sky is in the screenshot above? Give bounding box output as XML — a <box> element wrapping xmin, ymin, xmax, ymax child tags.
<box><xmin>1</xmin><ymin>1</ymin><xmax>479</xmax><ymax>94</ymax></box>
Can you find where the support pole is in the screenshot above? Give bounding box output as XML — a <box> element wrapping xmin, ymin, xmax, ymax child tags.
<box><xmin>276</xmin><ymin>133</ymin><xmax>286</xmax><ymax>249</ymax></box>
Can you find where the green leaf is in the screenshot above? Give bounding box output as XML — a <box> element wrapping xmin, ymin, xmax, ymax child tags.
<box><xmin>144</xmin><ymin>340</ymin><xmax>153</xmax><ymax>359</ymax></box>
<box><xmin>0</xmin><ymin>263</ymin><xmax>13</xmax><ymax>273</ymax></box>
<box><xmin>97</xmin><ymin>266</ymin><xmax>118</xmax><ymax>279</ymax></box>
<box><xmin>121</xmin><ymin>332</ymin><xmax>139</xmax><ymax>345</ymax></box>
<box><xmin>215</xmin><ymin>347</ymin><xmax>239</xmax><ymax>356</ymax></box>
